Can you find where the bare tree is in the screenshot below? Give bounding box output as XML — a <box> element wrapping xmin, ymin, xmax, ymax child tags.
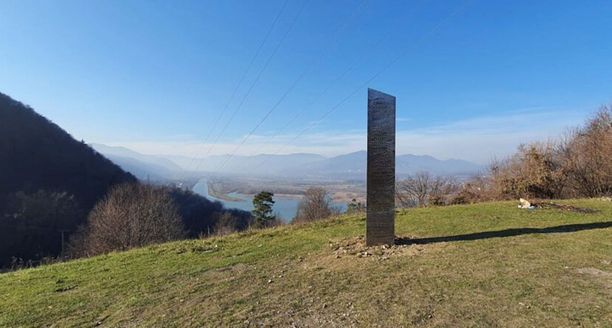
<box><xmin>397</xmin><ymin>172</ymin><xmax>426</xmax><ymax>207</ymax></box>
<box><xmin>396</xmin><ymin>172</ymin><xmax>460</xmax><ymax>207</ymax></box>
<box><xmin>485</xmin><ymin>107</ymin><xmax>611</xmax><ymax>200</ymax></box>
<box><xmin>213</xmin><ymin>212</ymin><xmax>240</xmax><ymax>236</ymax></box>
<box><xmin>70</xmin><ymin>183</ymin><xmax>185</xmax><ymax>256</ymax></box>
<box><xmin>294</xmin><ymin>187</ymin><xmax>337</xmax><ymax>223</ymax></box>
<box><xmin>454</xmin><ymin>105</ymin><xmax>611</xmax><ymax>203</ymax></box>
<box><xmin>488</xmin><ymin>142</ymin><xmax>566</xmax><ymax>199</ymax></box>
<box><xmin>429</xmin><ymin>176</ymin><xmax>461</xmax><ymax>205</ymax></box>
<box><xmin>560</xmin><ymin>107</ymin><xmax>612</xmax><ymax>197</ymax></box>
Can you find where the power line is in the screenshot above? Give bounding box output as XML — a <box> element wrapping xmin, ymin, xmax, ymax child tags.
<box><xmin>254</xmin><ymin>0</ymin><xmax>471</xmax><ymax>170</ymax></box>
<box><xmin>247</xmin><ymin>0</ymin><xmax>373</xmax><ymax>168</ymax></box>
<box><xmin>321</xmin><ymin>1</ymin><xmax>471</xmax><ymax>117</ymax></box>
<box><xmin>214</xmin><ymin>0</ymin><xmax>368</xmax><ymax>172</ymax></box>
<box><xmin>194</xmin><ymin>0</ymin><xmax>309</xmax><ymax>172</ymax></box>
<box><xmin>187</xmin><ymin>0</ymin><xmax>290</xmax><ymax>171</ymax></box>
<box><xmin>249</xmin><ymin>0</ymin><xmax>454</xmax><ymax>167</ymax></box>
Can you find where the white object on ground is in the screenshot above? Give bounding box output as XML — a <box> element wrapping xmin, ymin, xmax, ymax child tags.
<box><xmin>518</xmin><ymin>198</ymin><xmax>535</xmax><ymax>209</ymax></box>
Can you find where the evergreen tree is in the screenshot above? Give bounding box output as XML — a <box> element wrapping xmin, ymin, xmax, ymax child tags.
<box><xmin>252</xmin><ymin>191</ymin><xmax>275</xmax><ymax>227</ymax></box>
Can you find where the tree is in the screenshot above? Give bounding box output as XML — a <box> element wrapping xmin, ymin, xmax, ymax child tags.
<box><xmin>70</xmin><ymin>183</ymin><xmax>185</xmax><ymax>256</ymax></box>
<box><xmin>294</xmin><ymin>187</ymin><xmax>337</xmax><ymax>223</ymax></box>
<box><xmin>213</xmin><ymin>212</ymin><xmax>242</xmax><ymax>236</ymax></box>
<box><xmin>396</xmin><ymin>172</ymin><xmax>460</xmax><ymax>207</ymax></box>
<box><xmin>347</xmin><ymin>198</ymin><xmax>365</xmax><ymax>214</ymax></box>
<box><xmin>0</xmin><ymin>190</ymin><xmax>82</xmax><ymax>267</ymax></box>
<box><xmin>488</xmin><ymin>143</ymin><xmax>566</xmax><ymax>199</ymax></box>
<box><xmin>252</xmin><ymin>191</ymin><xmax>275</xmax><ymax>228</ymax></box>
<box><xmin>437</xmin><ymin>105</ymin><xmax>611</xmax><ymax>204</ymax></box>
<box><xmin>0</xmin><ymin>92</ymin><xmax>135</xmax><ymax>267</ymax></box>
<box><xmin>560</xmin><ymin>107</ymin><xmax>612</xmax><ymax>197</ymax></box>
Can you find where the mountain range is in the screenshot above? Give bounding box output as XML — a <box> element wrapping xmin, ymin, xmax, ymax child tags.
<box><xmin>91</xmin><ymin>144</ymin><xmax>183</xmax><ymax>181</ymax></box>
<box><xmin>93</xmin><ymin>145</ymin><xmax>483</xmax><ymax>180</ymax></box>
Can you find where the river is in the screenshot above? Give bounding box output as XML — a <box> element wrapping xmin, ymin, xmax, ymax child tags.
<box><xmin>192</xmin><ymin>179</ymin><xmax>347</xmax><ymax>222</ymax></box>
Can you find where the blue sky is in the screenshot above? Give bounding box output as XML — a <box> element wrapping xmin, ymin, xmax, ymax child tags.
<box><xmin>1</xmin><ymin>0</ymin><xmax>611</xmax><ymax>163</ymax></box>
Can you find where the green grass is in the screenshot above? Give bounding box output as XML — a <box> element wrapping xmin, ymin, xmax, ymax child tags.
<box><xmin>1</xmin><ymin>200</ymin><xmax>611</xmax><ymax>327</ymax></box>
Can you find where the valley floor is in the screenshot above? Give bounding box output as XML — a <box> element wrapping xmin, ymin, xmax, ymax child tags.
<box><xmin>1</xmin><ymin>200</ymin><xmax>611</xmax><ymax>327</ymax></box>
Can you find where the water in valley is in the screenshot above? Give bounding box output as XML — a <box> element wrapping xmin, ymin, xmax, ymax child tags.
<box><xmin>192</xmin><ymin>179</ymin><xmax>347</xmax><ymax>222</ymax></box>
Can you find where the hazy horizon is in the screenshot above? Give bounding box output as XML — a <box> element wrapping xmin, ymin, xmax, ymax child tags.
<box><xmin>97</xmin><ymin>106</ymin><xmax>591</xmax><ymax>165</ymax></box>
<box><xmin>2</xmin><ymin>1</ymin><xmax>611</xmax><ymax>164</ymax></box>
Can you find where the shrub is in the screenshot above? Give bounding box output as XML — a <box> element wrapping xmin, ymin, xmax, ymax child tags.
<box><xmin>560</xmin><ymin>107</ymin><xmax>612</xmax><ymax>197</ymax></box>
<box><xmin>294</xmin><ymin>187</ymin><xmax>337</xmax><ymax>223</ymax></box>
<box><xmin>460</xmin><ymin>105</ymin><xmax>611</xmax><ymax>201</ymax></box>
<box><xmin>70</xmin><ymin>183</ymin><xmax>185</xmax><ymax>256</ymax></box>
<box><xmin>396</xmin><ymin>172</ymin><xmax>461</xmax><ymax>207</ymax></box>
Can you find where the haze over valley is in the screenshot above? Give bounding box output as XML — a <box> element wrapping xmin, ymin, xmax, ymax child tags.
<box><xmin>93</xmin><ymin>143</ymin><xmax>482</xmax><ymax>180</ymax></box>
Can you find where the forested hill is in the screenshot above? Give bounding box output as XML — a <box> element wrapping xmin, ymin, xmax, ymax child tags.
<box><xmin>0</xmin><ymin>92</ymin><xmax>135</xmax><ymax>207</ymax></box>
<box><xmin>0</xmin><ymin>92</ymin><xmax>136</xmax><ymax>266</ymax></box>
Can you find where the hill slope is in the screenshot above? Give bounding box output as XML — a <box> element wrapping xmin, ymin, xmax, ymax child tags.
<box><xmin>0</xmin><ymin>92</ymin><xmax>136</xmax><ymax>266</ymax></box>
<box><xmin>1</xmin><ymin>200</ymin><xmax>610</xmax><ymax>327</ymax></box>
<box><xmin>0</xmin><ymin>93</ymin><xmax>135</xmax><ymax>209</ymax></box>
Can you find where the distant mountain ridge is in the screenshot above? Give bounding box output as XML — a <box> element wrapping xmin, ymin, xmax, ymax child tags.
<box><xmin>293</xmin><ymin>151</ymin><xmax>482</xmax><ymax>179</ymax></box>
<box><xmin>94</xmin><ymin>145</ymin><xmax>483</xmax><ymax>180</ymax></box>
<box><xmin>91</xmin><ymin>144</ymin><xmax>183</xmax><ymax>181</ymax></box>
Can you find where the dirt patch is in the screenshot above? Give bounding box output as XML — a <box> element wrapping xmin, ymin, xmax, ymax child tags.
<box><xmin>576</xmin><ymin>267</ymin><xmax>612</xmax><ymax>288</ymax></box>
<box><xmin>533</xmin><ymin>201</ymin><xmax>597</xmax><ymax>213</ymax></box>
<box><xmin>327</xmin><ymin>236</ymin><xmax>444</xmax><ymax>260</ymax></box>
<box><xmin>214</xmin><ymin>262</ymin><xmax>250</xmax><ymax>273</ymax></box>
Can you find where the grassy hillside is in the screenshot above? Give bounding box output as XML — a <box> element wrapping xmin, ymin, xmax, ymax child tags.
<box><xmin>1</xmin><ymin>200</ymin><xmax>611</xmax><ymax>327</ymax></box>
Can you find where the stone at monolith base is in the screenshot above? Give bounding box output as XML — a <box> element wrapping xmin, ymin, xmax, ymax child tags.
<box><xmin>366</xmin><ymin>88</ymin><xmax>396</xmax><ymax>246</ymax></box>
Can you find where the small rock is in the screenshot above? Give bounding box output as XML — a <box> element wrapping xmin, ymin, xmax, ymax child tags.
<box><xmin>267</xmin><ymin>279</ymin><xmax>273</xmax><ymax>284</ymax></box>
